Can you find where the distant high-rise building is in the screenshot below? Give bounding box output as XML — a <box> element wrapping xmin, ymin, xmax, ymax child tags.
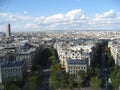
<box><xmin>6</xmin><ymin>24</ymin><xmax>11</xmax><ymax>37</ymax></box>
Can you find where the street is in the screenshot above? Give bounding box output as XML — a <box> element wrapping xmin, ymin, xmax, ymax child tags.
<box><xmin>37</xmin><ymin>69</ymin><xmax>50</xmax><ymax>90</ymax></box>
<box><xmin>101</xmin><ymin>52</ymin><xmax>111</xmax><ymax>89</ymax></box>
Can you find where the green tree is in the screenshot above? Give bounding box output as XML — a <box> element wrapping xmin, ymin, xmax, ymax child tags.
<box><xmin>90</xmin><ymin>76</ymin><xmax>101</xmax><ymax>89</ymax></box>
<box><xmin>67</xmin><ymin>77</ymin><xmax>73</xmax><ymax>89</ymax></box>
<box><xmin>105</xmin><ymin>45</ymin><xmax>115</xmax><ymax>73</ymax></box>
<box><xmin>60</xmin><ymin>79</ymin><xmax>67</xmax><ymax>89</ymax></box>
<box><xmin>110</xmin><ymin>66</ymin><xmax>120</xmax><ymax>89</ymax></box>
<box><xmin>5</xmin><ymin>83</ymin><xmax>18</xmax><ymax>90</ymax></box>
<box><xmin>87</xmin><ymin>66</ymin><xmax>94</xmax><ymax>78</ymax></box>
<box><xmin>49</xmin><ymin>74</ymin><xmax>60</xmax><ymax>90</ymax></box>
<box><xmin>95</xmin><ymin>68</ymin><xmax>100</xmax><ymax>77</ymax></box>
<box><xmin>49</xmin><ymin>56</ymin><xmax>57</xmax><ymax>64</ymax></box>
<box><xmin>49</xmin><ymin>63</ymin><xmax>63</xmax><ymax>89</ymax></box>
<box><xmin>49</xmin><ymin>48</ymin><xmax>55</xmax><ymax>55</ymax></box>
<box><xmin>28</xmin><ymin>73</ymin><xmax>40</xmax><ymax>90</ymax></box>
<box><xmin>50</xmin><ymin>63</ymin><xmax>74</xmax><ymax>89</ymax></box>
<box><xmin>77</xmin><ymin>70</ymin><xmax>87</xmax><ymax>87</ymax></box>
<box><xmin>78</xmin><ymin>70</ymin><xmax>86</xmax><ymax>81</ymax></box>
<box><xmin>4</xmin><ymin>78</ymin><xmax>18</xmax><ymax>90</ymax></box>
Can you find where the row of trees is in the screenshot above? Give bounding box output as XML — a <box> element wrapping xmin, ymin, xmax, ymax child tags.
<box><xmin>49</xmin><ymin>64</ymin><xmax>74</xmax><ymax>89</ymax></box>
<box><xmin>110</xmin><ymin>66</ymin><xmax>120</xmax><ymax>89</ymax></box>
<box><xmin>4</xmin><ymin>78</ymin><xmax>19</xmax><ymax>90</ymax></box>
<box><xmin>26</xmin><ymin>65</ymin><xmax>42</xmax><ymax>90</ymax></box>
<box><xmin>23</xmin><ymin>47</ymin><xmax>51</xmax><ymax>90</ymax></box>
<box><xmin>27</xmin><ymin>48</ymin><xmax>59</xmax><ymax>90</ymax></box>
<box><xmin>87</xmin><ymin>67</ymin><xmax>101</xmax><ymax>89</ymax></box>
<box><xmin>32</xmin><ymin>47</ymin><xmax>52</xmax><ymax>68</ymax></box>
<box><xmin>90</xmin><ymin>76</ymin><xmax>101</xmax><ymax>89</ymax></box>
<box><xmin>105</xmin><ymin>46</ymin><xmax>115</xmax><ymax>72</ymax></box>
<box><xmin>87</xmin><ymin>42</ymin><xmax>103</xmax><ymax>89</ymax></box>
<box><xmin>104</xmin><ymin>41</ymin><xmax>120</xmax><ymax>89</ymax></box>
<box><xmin>81</xmin><ymin>40</ymin><xmax>109</xmax><ymax>89</ymax></box>
<box><xmin>49</xmin><ymin>48</ymin><xmax>74</xmax><ymax>90</ymax></box>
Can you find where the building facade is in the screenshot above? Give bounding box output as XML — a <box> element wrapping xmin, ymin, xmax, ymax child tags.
<box><xmin>0</xmin><ymin>47</ymin><xmax>27</xmax><ymax>83</ymax></box>
<box><xmin>65</xmin><ymin>59</ymin><xmax>88</xmax><ymax>80</ymax></box>
<box><xmin>108</xmin><ymin>41</ymin><xmax>120</xmax><ymax>66</ymax></box>
<box><xmin>0</xmin><ymin>60</ymin><xmax>27</xmax><ymax>83</ymax></box>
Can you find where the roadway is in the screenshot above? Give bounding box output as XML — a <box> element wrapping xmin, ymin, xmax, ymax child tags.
<box><xmin>37</xmin><ymin>69</ymin><xmax>50</xmax><ymax>90</ymax></box>
<box><xmin>101</xmin><ymin>52</ymin><xmax>111</xmax><ymax>89</ymax></box>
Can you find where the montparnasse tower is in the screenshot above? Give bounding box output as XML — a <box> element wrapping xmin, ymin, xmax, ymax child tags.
<box><xmin>6</xmin><ymin>23</ymin><xmax>11</xmax><ymax>37</ymax></box>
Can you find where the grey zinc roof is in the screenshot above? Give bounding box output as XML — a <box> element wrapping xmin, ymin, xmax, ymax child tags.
<box><xmin>67</xmin><ymin>59</ymin><xmax>88</xmax><ymax>65</ymax></box>
<box><xmin>1</xmin><ymin>60</ymin><xmax>25</xmax><ymax>68</ymax></box>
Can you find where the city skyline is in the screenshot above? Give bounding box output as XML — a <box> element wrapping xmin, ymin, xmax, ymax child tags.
<box><xmin>0</xmin><ymin>0</ymin><xmax>120</xmax><ymax>32</ymax></box>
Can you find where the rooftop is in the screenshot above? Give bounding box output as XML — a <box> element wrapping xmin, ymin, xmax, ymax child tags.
<box><xmin>1</xmin><ymin>60</ymin><xmax>25</xmax><ymax>68</ymax></box>
<box><xmin>67</xmin><ymin>59</ymin><xmax>88</xmax><ymax>65</ymax></box>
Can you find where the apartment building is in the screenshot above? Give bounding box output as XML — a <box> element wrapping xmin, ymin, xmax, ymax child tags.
<box><xmin>108</xmin><ymin>41</ymin><xmax>120</xmax><ymax>66</ymax></box>
<box><xmin>0</xmin><ymin>60</ymin><xmax>27</xmax><ymax>83</ymax></box>
<box><xmin>65</xmin><ymin>59</ymin><xmax>88</xmax><ymax>80</ymax></box>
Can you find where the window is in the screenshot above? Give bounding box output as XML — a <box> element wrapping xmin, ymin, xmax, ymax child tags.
<box><xmin>81</xmin><ymin>67</ymin><xmax>83</xmax><ymax>69</ymax></box>
<box><xmin>73</xmin><ymin>53</ymin><xmax>74</xmax><ymax>56</ymax></box>
<box><xmin>68</xmin><ymin>66</ymin><xmax>71</xmax><ymax>69</ymax></box>
<box><xmin>74</xmin><ymin>67</ymin><xmax>75</xmax><ymax>69</ymax></box>
<box><xmin>18</xmin><ymin>68</ymin><xmax>20</xmax><ymax>71</ymax></box>
<box><xmin>4</xmin><ymin>70</ymin><xmax>6</xmax><ymax>72</ymax></box>
<box><xmin>84</xmin><ymin>67</ymin><xmax>85</xmax><ymax>69</ymax></box>
<box><xmin>11</xmin><ymin>69</ymin><xmax>12</xmax><ymax>72</ymax></box>
<box><xmin>13</xmin><ymin>69</ymin><xmax>15</xmax><ymax>72</ymax></box>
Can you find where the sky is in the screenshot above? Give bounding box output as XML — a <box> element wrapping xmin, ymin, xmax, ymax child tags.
<box><xmin>0</xmin><ymin>0</ymin><xmax>120</xmax><ymax>32</ymax></box>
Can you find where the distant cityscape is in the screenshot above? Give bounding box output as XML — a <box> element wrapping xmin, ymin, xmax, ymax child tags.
<box><xmin>0</xmin><ymin>24</ymin><xmax>120</xmax><ymax>90</ymax></box>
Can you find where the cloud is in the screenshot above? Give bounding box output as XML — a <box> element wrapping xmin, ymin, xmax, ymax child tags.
<box><xmin>24</xmin><ymin>10</ymin><xmax>28</xmax><ymax>15</ymax></box>
<box><xmin>95</xmin><ymin>9</ymin><xmax>117</xmax><ymax>19</ymax></box>
<box><xmin>65</xmin><ymin>9</ymin><xmax>86</xmax><ymax>20</ymax></box>
<box><xmin>0</xmin><ymin>9</ymin><xmax>120</xmax><ymax>32</ymax></box>
<box><xmin>25</xmin><ymin>23</ymin><xmax>40</xmax><ymax>29</ymax></box>
<box><xmin>88</xmin><ymin>9</ymin><xmax>120</xmax><ymax>30</ymax></box>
